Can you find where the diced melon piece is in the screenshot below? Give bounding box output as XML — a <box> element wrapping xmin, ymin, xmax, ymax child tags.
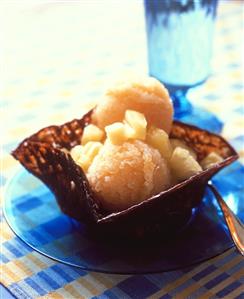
<box><xmin>76</xmin><ymin>141</ymin><xmax>103</xmax><ymax>171</ymax></box>
<box><xmin>105</xmin><ymin>122</ymin><xmax>128</xmax><ymax>145</ymax></box>
<box><xmin>70</xmin><ymin>145</ymin><xmax>83</xmax><ymax>161</ymax></box>
<box><xmin>123</xmin><ymin>123</ymin><xmax>136</xmax><ymax>139</ymax></box>
<box><xmin>146</xmin><ymin>126</ymin><xmax>172</xmax><ymax>160</ymax></box>
<box><xmin>200</xmin><ymin>152</ymin><xmax>223</xmax><ymax>170</ymax></box>
<box><xmin>82</xmin><ymin>141</ymin><xmax>103</xmax><ymax>157</ymax></box>
<box><xmin>170</xmin><ymin>138</ymin><xmax>197</xmax><ymax>160</ymax></box>
<box><xmin>124</xmin><ymin>110</ymin><xmax>147</xmax><ymax>140</ymax></box>
<box><xmin>170</xmin><ymin>147</ymin><xmax>202</xmax><ymax>182</ymax></box>
<box><xmin>70</xmin><ymin>142</ymin><xmax>103</xmax><ymax>171</ymax></box>
<box><xmin>76</xmin><ymin>155</ymin><xmax>91</xmax><ymax>172</ymax></box>
<box><xmin>81</xmin><ymin>124</ymin><xmax>104</xmax><ymax>145</ymax></box>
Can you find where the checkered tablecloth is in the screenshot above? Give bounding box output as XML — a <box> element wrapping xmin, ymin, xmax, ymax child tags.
<box><xmin>1</xmin><ymin>1</ymin><xmax>243</xmax><ymax>298</ymax></box>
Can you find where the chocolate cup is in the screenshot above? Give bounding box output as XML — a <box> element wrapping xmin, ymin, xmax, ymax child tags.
<box><xmin>12</xmin><ymin>110</ymin><xmax>238</xmax><ymax>239</ymax></box>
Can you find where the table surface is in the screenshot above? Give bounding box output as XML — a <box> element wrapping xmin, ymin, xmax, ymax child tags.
<box><xmin>1</xmin><ymin>1</ymin><xmax>244</xmax><ymax>298</ymax></box>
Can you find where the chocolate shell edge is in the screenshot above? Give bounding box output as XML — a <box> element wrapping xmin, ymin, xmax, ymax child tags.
<box><xmin>12</xmin><ymin>109</ymin><xmax>238</xmax><ymax>239</ymax></box>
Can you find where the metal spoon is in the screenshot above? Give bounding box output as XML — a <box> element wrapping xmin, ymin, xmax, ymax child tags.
<box><xmin>207</xmin><ymin>182</ymin><xmax>244</xmax><ymax>256</ymax></box>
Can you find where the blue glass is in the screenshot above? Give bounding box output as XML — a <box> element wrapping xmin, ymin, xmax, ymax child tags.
<box><xmin>144</xmin><ymin>0</ymin><xmax>222</xmax><ymax>133</ymax></box>
<box><xmin>3</xmin><ymin>163</ymin><xmax>244</xmax><ymax>274</ymax></box>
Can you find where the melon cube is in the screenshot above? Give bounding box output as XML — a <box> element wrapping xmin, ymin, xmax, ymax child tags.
<box><xmin>81</xmin><ymin>124</ymin><xmax>104</xmax><ymax>145</ymax></box>
<box><xmin>82</xmin><ymin>141</ymin><xmax>103</xmax><ymax>158</ymax></box>
<box><xmin>170</xmin><ymin>138</ymin><xmax>197</xmax><ymax>160</ymax></box>
<box><xmin>124</xmin><ymin>110</ymin><xmax>147</xmax><ymax>140</ymax></box>
<box><xmin>105</xmin><ymin>122</ymin><xmax>128</xmax><ymax>145</ymax></box>
<box><xmin>146</xmin><ymin>126</ymin><xmax>172</xmax><ymax>160</ymax></box>
<box><xmin>170</xmin><ymin>147</ymin><xmax>202</xmax><ymax>182</ymax></box>
<box><xmin>77</xmin><ymin>141</ymin><xmax>103</xmax><ymax>171</ymax></box>
<box><xmin>70</xmin><ymin>142</ymin><xmax>103</xmax><ymax>171</ymax></box>
<box><xmin>76</xmin><ymin>155</ymin><xmax>91</xmax><ymax>172</ymax></box>
<box><xmin>200</xmin><ymin>152</ymin><xmax>223</xmax><ymax>170</ymax></box>
<box><xmin>70</xmin><ymin>145</ymin><xmax>83</xmax><ymax>161</ymax></box>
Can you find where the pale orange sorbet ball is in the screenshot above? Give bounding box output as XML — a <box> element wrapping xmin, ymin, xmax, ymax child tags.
<box><xmin>87</xmin><ymin>140</ymin><xmax>171</xmax><ymax>212</ymax></box>
<box><xmin>92</xmin><ymin>77</ymin><xmax>173</xmax><ymax>134</ymax></box>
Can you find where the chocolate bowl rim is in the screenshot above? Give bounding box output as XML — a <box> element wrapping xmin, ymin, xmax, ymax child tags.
<box><xmin>12</xmin><ymin>107</ymin><xmax>238</xmax><ymax>157</ymax></box>
<box><xmin>13</xmin><ymin>108</ymin><xmax>238</xmax><ymax>156</ymax></box>
<box><xmin>171</xmin><ymin>120</ymin><xmax>238</xmax><ymax>159</ymax></box>
<box><xmin>11</xmin><ymin>109</ymin><xmax>239</xmax><ymax>224</ymax></box>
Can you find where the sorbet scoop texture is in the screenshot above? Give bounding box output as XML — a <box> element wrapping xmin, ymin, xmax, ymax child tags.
<box><xmin>70</xmin><ymin>77</ymin><xmax>206</xmax><ymax>213</ymax></box>
<box><xmin>92</xmin><ymin>77</ymin><xmax>173</xmax><ymax>134</ymax></box>
<box><xmin>87</xmin><ymin>140</ymin><xmax>171</xmax><ymax>212</ymax></box>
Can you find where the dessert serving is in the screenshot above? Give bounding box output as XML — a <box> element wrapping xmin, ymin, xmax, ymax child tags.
<box><xmin>12</xmin><ymin>77</ymin><xmax>238</xmax><ymax>238</ymax></box>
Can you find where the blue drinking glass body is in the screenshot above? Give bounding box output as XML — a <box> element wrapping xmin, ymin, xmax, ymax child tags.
<box><xmin>144</xmin><ymin>0</ymin><xmax>218</xmax><ymax>110</ymax></box>
<box><xmin>144</xmin><ymin>0</ymin><xmax>223</xmax><ymax>133</ymax></box>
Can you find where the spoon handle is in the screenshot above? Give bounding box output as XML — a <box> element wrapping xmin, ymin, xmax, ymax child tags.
<box><xmin>207</xmin><ymin>183</ymin><xmax>244</xmax><ymax>256</ymax></box>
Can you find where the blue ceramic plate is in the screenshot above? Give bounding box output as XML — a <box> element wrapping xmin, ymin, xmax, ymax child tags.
<box><xmin>3</xmin><ymin>163</ymin><xmax>244</xmax><ymax>274</ymax></box>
